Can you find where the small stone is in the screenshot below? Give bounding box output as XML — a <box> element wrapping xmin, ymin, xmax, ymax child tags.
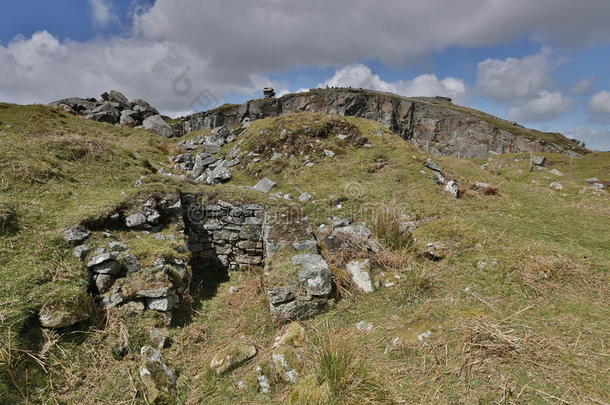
<box><xmin>424</xmin><ymin>158</ymin><xmax>442</xmax><ymax>172</ymax></box>
<box><xmin>140</xmin><ymin>346</ymin><xmax>177</xmax><ymax>403</ymax></box>
<box><xmin>210</xmin><ymin>340</ymin><xmax>257</xmax><ymax>374</ymax></box>
<box><xmin>63</xmin><ymin>226</ymin><xmax>90</xmax><ymax>244</ymax></box>
<box><xmin>550</xmin><ymin>168</ymin><xmax>564</xmax><ymax>177</ymax></box>
<box><xmin>424</xmin><ymin>242</ymin><xmax>446</xmax><ymax>261</ymax></box>
<box><xmin>120</xmin><ymin>253</ymin><xmax>141</xmax><ymax>273</ymax></box>
<box><xmin>95</xmin><ymin>274</ymin><xmax>114</xmax><ymax>293</ymax></box>
<box><xmin>87</xmin><ymin>252</ymin><xmax>117</xmax><ymax>268</ymax></box>
<box><xmin>298</xmin><ymin>192</ymin><xmax>313</xmax><ymax>202</ymax></box>
<box><xmin>73</xmin><ymin>245</ymin><xmax>91</xmax><ymax>260</ymax></box>
<box><xmin>252</xmin><ymin>177</ymin><xmax>276</xmax><ymax>193</ymax></box>
<box><xmin>270</xmin><ymin>152</ymin><xmax>283</xmax><ymax>161</ymax></box>
<box><xmin>91</xmin><ymin>260</ymin><xmax>120</xmax><ymax>275</ymax></box>
<box><xmin>39</xmin><ymin>303</ymin><xmax>90</xmax><ymax>329</ymax></box>
<box><xmin>356</xmin><ymin>321</ymin><xmax>374</xmax><ymax>331</ymax></box>
<box><xmin>549</xmin><ymin>182</ymin><xmax>563</xmax><ymax>191</ymax></box>
<box><xmin>108</xmin><ymin>241</ymin><xmax>128</xmax><ymax>252</ymax></box>
<box><xmin>531</xmin><ymin>156</ymin><xmax>546</xmax><ymax>166</ymax></box>
<box><xmin>273</xmin><ymin>322</ymin><xmax>306</xmax><ymax>348</ymax></box>
<box><xmin>444</xmin><ymin>180</ymin><xmax>460</xmax><ymax>198</ymax></box>
<box><xmin>146</xmin><ymin>295</ymin><xmax>179</xmax><ymax>312</ymax></box>
<box><xmin>102</xmin><ymin>231</ymin><xmax>114</xmax><ymax>238</ymax></box>
<box><xmin>125</xmin><ymin>213</ymin><xmax>147</xmax><ymax>228</ymax></box>
<box><xmin>323</xmin><ymin>149</ymin><xmax>335</xmax><ymax>158</ymax></box>
<box><xmin>433</xmin><ymin>171</ymin><xmax>446</xmax><ymax>185</ymax></box>
<box><xmin>346</xmin><ymin>259</ymin><xmax>374</xmax><ymax>293</ymax></box>
<box><xmin>148</xmin><ymin>328</ymin><xmax>170</xmax><ymax>350</ymax></box>
<box><xmin>228</xmin><ymin>286</ymin><xmax>240</xmax><ymax>294</ymax></box>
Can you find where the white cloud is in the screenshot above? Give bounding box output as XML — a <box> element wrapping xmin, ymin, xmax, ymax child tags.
<box><xmin>477</xmin><ymin>49</ymin><xmax>556</xmax><ymax>102</ymax></box>
<box><xmin>3</xmin><ymin>1</ymin><xmax>610</xmax><ymax>115</ymax></box>
<box><xmin>320</xmin><ymin>63</ymin><xmax>467</xmax><ymax>102</ymax></box>
<box><xmin>565</xmin><ymin>127</ymin><xmax>610</xmax><ymax>151</ymax></box>
<box><xmin>508</xmin><ymin>90</ymin><xmax>572</xmax><ymax>122</ymax></box>
<box><xmin>570</xmin><ymin>77</ymin><xmax>594</xmax><ymax>95</ymax></box>
<box><xmin>589</xmin><ymin>90</ymin><xmax>610</xmax><ymax>114</ymax></box>
<box><xmin>89</xmin><ymin>0</ymin><xmax>115</xmax><ymax>27</ymax></box>
<box><xmin>588</xmin><ymin>91</ymin><xmax>610</xmax><ymax>124</ymax></box>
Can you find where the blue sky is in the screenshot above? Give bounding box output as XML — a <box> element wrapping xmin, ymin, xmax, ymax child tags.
<box><xmin>1</xmin><ymin>0</ymin><xmax>610</xmax><ymax>150</ymax></box>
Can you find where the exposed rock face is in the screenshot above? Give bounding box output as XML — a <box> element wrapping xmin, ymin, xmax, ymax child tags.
<box><xmin>180</xmin><ymin>89</ymin><xmax>586</xmax><ymax>158</ymax></box>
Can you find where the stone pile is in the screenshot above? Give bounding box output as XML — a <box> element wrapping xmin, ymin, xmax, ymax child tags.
<box><xmin>173</xmin><ymin>126</ymin><xmax>240</xmax><ymax>184</ymax></box>
<box><xmin>50</xmin><ymin>90</ymin><xmax>179</xmax><ymax>138</ymax></box>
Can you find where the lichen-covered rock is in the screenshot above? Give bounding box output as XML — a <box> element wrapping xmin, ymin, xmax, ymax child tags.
<box><xmin>140</xmin><ymin>346</ymin><xmax>177</xmax><ymax>404</ymax></box>
<box><xmin>292</xmin><ymin>254</ymin><xmax>332</xmax><ymax>297</ymax></box>
<box><xmin>39</xmin><ymin>302</ymin><xmax>90</xmax><ymax>328</ymax></box>
<box><xmin>273</xmin><ymin>322</ymin><xmax>306</xmax><ymax>349</ymax></box>
<box><xmin>444</xmin><ymin>180</ymin><xmax>460</xmax><ymax>198</ymax></box>
<box><xmin>323</xmin><ymin>224</ymin><xmax>380</xmax><ymax>252</ymax></box>
<box><xmin>253</xmin><ymin>177</ymin><xmax>276</xmax><ymax>193</ymax></box>
<box><xmin>210</xmin><ymin>339</ymin><xmax>257</xmax><ymax>374</ymax></box>
<box><xmin>73</xmin><ymin>244</ymin><xmax>91</xmax><ymax>260</ymax></box>
<box><xmin>63</xmin><ymin>226</ymin><xmax>90</xmax><ymax>244</ymax></box>
<box><xmin>143</xmin><ymin>115</ymin><xmax>173</xmax><ymax>138</ymax></box>
<box><xmin>272</xmin><ymin>346</ymin><xmax>301</xmax><ymax>383</ymax></box>
<box><xmin>346</xmin><ymin>259</ymin><xmax>374</xmax><ymax>293</ymax></box>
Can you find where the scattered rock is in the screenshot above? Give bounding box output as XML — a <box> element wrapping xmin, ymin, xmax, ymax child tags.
<box><xmin>549</xmin><ymin>168</ymin><xmax>564</xmax><ymax>177</ymax></box>
<box><xmin>424</xmin><ymin>158</ymin><xmax>443</xmax><ymax>172</ymax></box>
<box><xmin>253</xmin><ymin>177</ymin><xmax>276</xmax><ymax>193</ymax></box>
<box><xmin>444</xmin><ymin>180</ymin><xmax>460</xmax><ymax>198</ymax></box>
<box><xmin>531</xmin><ymin>156</ymin><xmax>546</xmax><ymax>166</ymax></box>
<box><xmin>95</xmin><ymin>274</ymin><xmax>114</xmax><ymax>293</ymax></box>
<box><xmin>346</xmin><ymin>259</ymin><xmax>374</xmax><ymax>293</ymax></box>
<box><xmin>472</xmin><ymin>182</ymin><xmax>498</xmax><ymax>195</ymax></box>
<box><xmin>272</xmin><ymin>346</ymin><xmax>300</xmax><ymax>383</ymax></box>
<box><xmin>39</xmin><ymin>302</ymin><xmax>90</xmax><ymax>329</ymax></box>
<box><xmin>125</xmin><ymin>213</ymin><xmax>147</xmax><ymax>228</ymax></box>
<box><xmin>148</xmin><ymin>328</ymin><xmax>170</xmax><ymax>350</ymax></box>
<box><xmin>298</xmin><ymin>192</ymin><xmax>313</xmax><ymax>202</ymax></box>
<box><xmin>87</xmin><ymin>252</ymin><xmax>117</xmax><ymax>268</ymax></box>
<box><xmin>323</xmin><ymin>149</ymin><xmax>335</xmax><ymax>158</ymax></box>
<box><xmin>273</xmin><ymin>322</ymin><xmax>306</xmax><ymax>349</ymax></box>
<box><xmin>63</xmin><ymin>226</ymin><xmax>90</xmax><ymax>245</ymax></box>
<box><xmin>356</xmin><ymin>321</ymin><xmax>374</xmax><ymax>331</ymax></box>
<box><xmin>140</xmin><ymin>346</ymin><xmax>177</xmax><ymax>403</ymax></box>
<box><xmin>101</xmin><ymin>90</ymin><xmax>130</xmax><ymax>108</ymax></box>
<box><xmin>324</xmin><ymin>224</ymin><xmax>380</xmax><ymax>252</ymax></box>
<box><xmin>424</xmin><ymin>242</ymin><xmax>446</xmax><ymax>261</ymax></box>
<box><xmin>549</xmin><ymin>182</ymin><xmax>563</xmax><ymax>191</ymax></box>
<box><xmin>108</xmin><ymin>241</ymin><xmax>128</xmax><ymax>252</ymax></box>
<box><xmin>433</xmin><ymin>172</ymin><xmax>446</xmax><ymax>185</ymax></box>
<box><xmin>210</xmin><ymin>339</ymin><xmax>257</xmax><ymax>374</ymax></box>
<box><xmin>73</xmin><ymin>245</ymin><xmax>91</xmax><ymax>260</ymax></box>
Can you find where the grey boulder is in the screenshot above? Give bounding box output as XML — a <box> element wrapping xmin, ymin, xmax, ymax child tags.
<box><xmin>143</xmin><ymin>115</ymin><xmax>173</xmax><ymax>138</ymax></box>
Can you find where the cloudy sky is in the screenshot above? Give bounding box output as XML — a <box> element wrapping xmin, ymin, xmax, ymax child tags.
<box><xmin>1</xmin><ymin>0</ymin><xmax>610</xmax><ymax>150</ymax></box>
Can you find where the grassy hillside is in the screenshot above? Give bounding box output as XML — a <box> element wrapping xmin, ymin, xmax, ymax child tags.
<box><xmin>0</xmin><ymin>106</ymin><xmax>608</xmax><ymax>404</ymax></box>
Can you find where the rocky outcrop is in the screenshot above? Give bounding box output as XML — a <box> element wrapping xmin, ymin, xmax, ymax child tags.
<box><xmin>50</xmin><ymin>90</ymin><xmax>181</xmax><ymax>137</ymax></box>
<box><xmin>180</xmin><ymin>88</ymin><xmax>586</xmax><ymax>158</ymax></box>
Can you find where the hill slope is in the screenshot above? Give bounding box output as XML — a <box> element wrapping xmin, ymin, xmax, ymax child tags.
<box><xmin>0</xmin><ymin>103</ymin><xmax>608</xmax><ymax>404</ymax></box>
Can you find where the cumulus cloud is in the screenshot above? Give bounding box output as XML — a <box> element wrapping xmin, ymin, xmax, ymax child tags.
<box><xmin>570</xmin><ymin>77</ymin><xmax>594</xmax><ymax>95</ymax></box>
<box><xmin>89</xmin><ymin>0</ymin><xmax>115</xmax><ymax>27</ymax></box>
<box><xmin>477</xmin><ymin>49</ymin><xmax>556</xmax><ymax>102</ymax></box>
<box><xmin>588</xmin><ymin>90</ymin><xmax>610</xmax><ymax>123</ymax></box>
<box><xmin>565</xmin><ymin>127</ymin><xmax>610</xmax><ymax>151</ymax></box>
<box><xmin>508</xmin><ymin>90</ymin><xmax>572</xmax><ymax>122</ymax></box>
<box><xmin>4</xmin><ymin>0</ymin><xmax>610</xmax><ymax>114</ymax></box>
<box><xmin>320</xmin><ymin>63</ymin><xmax>467</xmax><ymax>102</ymax></box>
<box><xmin>0</xmin><ymin>31</ymin><xmax>262</xmax><ymax>115</ymax></box>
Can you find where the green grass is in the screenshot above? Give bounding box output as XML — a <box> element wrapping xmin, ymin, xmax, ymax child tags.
<box><xmin>0</xmin><ymin>105</ymin><xmax>608</xmax><ymax>404</ymax></box>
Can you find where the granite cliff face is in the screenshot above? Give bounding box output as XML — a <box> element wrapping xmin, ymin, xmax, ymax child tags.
<box><xmin>180</xmin><ymin>88</ymin><xmax>586</xmax><ymax>158</ymax></box>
